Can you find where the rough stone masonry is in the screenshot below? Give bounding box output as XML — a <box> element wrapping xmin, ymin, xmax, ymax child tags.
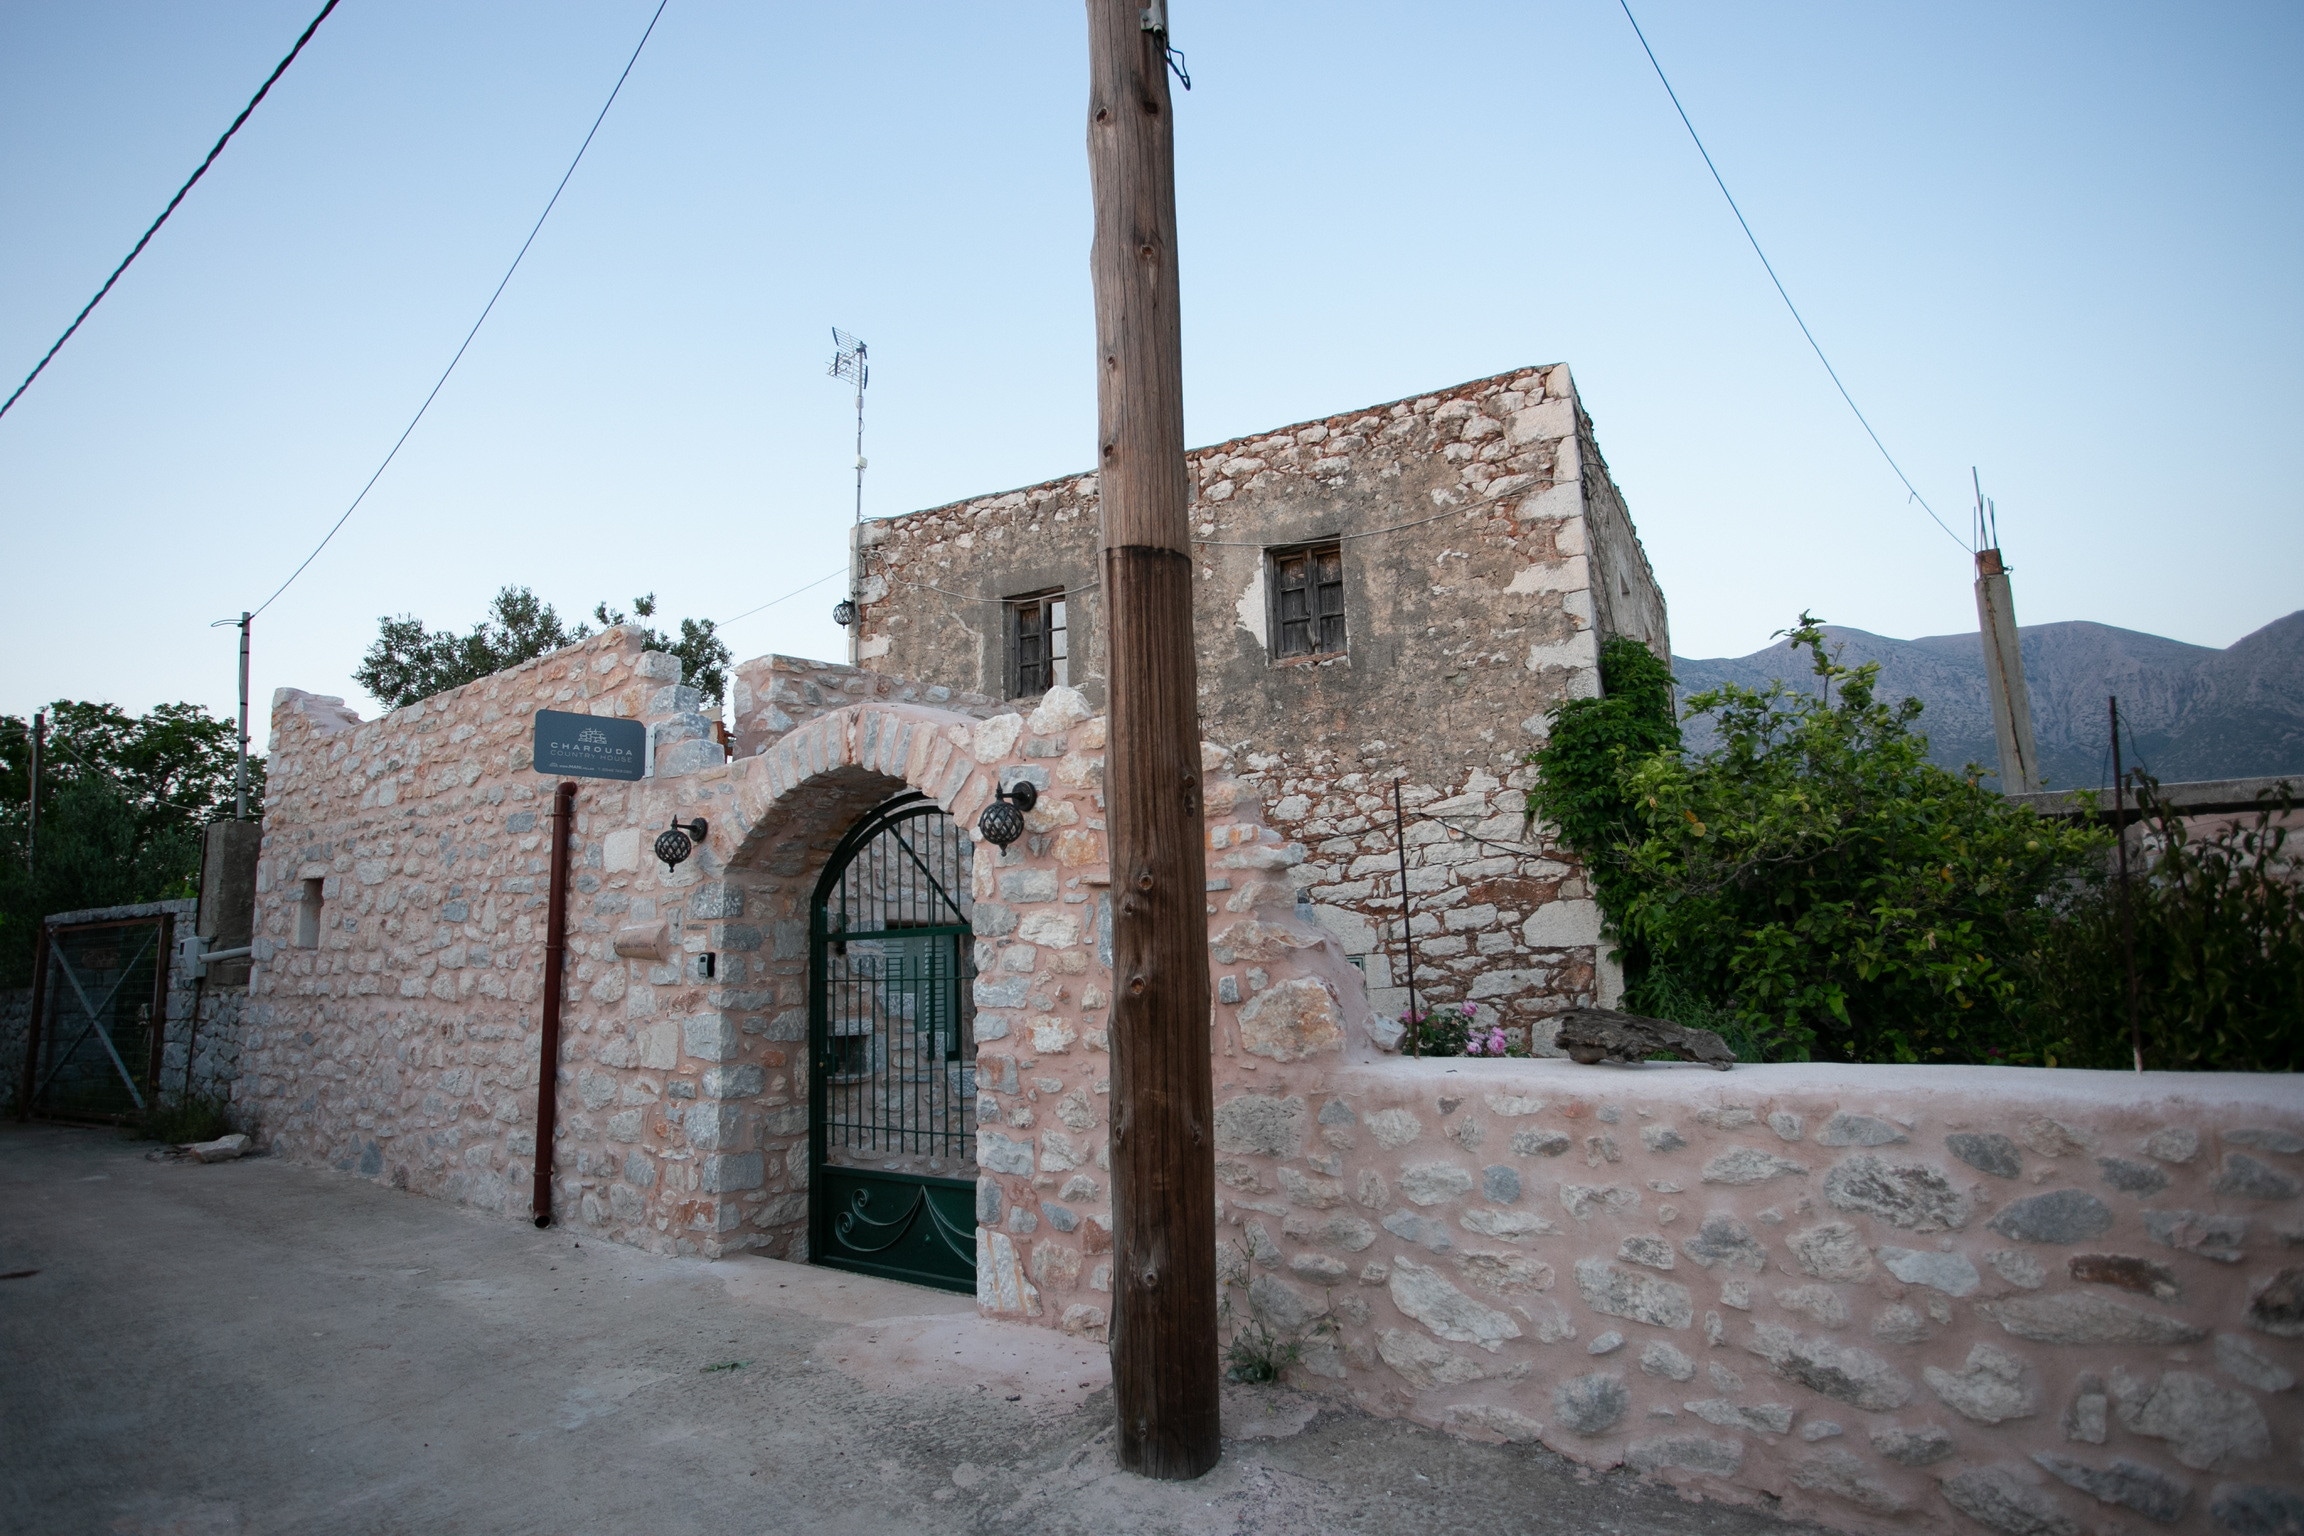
<box><xmin>225</xmin><ymin>363</ymin><xmax>2301</xmax><ymax>1536</ymax></box>
<box><xmin>236</xmin><ymin>621</ymin><xmax>2303</xmax><ymax>1536</ymax></box>
<box><xmin>845</xmin><ymin>365</ymin><xmax>1669</xmax><ymax>1042</ymax></box>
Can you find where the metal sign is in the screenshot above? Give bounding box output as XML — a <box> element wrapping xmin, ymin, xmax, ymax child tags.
<box><xmin>532</xmin><ymin>710</ymin><xmax>646</xmax><ymax>781</ymax></box>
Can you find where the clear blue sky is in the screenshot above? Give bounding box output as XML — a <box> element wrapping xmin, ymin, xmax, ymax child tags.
<box><xmin>2</xmin><ymin>2</ymin><xmax>2297</xmax><ymax>727</ymax></box>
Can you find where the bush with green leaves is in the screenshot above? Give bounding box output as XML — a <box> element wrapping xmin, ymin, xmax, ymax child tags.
<box><xmin>355</xmin><ymin>586</ymin><xmax>731</xmax><ymax>710</ymax></box>
<box><xmin>2023</xmin><ymin>777</ymin><xmax>2301</xmax><ymax>1072</ymax></box>
<box><xmin>1523</xmin><ymin>635</ymin><xmax>1680</xmax><ymax>984</ymax></box>
<box><xmin>1529</xmin><ymin>617</ymin><xmax>2107</xmax><ymax>1064</ymax></box>
<box><xmin>0</xmin><ymin>701</ymin><xmax>254</xmax><ymax>987</ymax></box>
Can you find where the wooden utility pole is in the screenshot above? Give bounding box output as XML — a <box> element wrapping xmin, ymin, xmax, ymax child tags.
<box><xmin>1085</xmin><ymin>0</ymin><xmax>1219</xmax><ymax>1480</ymax></box>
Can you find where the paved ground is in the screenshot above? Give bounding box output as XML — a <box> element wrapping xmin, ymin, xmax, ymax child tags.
<box><xmin>0</xmin><ymin>1124</ymin><xmax>1829</xmax><ymax>1536</ymax></box>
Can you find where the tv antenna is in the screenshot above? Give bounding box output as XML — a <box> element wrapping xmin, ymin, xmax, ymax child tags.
<box><xmin>827</xmin><ymin>329</ymin><xmax>869</xmax><ymax>656</ymax></box>
<box><xmin>828</xmin><ymin>328</ymin><xmax>869</xmax><ymax>526</ymax></box>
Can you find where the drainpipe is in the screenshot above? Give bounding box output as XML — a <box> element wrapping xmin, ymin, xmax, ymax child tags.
<box><xmin>531</xmin><ymin>781</ymin><xmax>577</xmax><ymax>1227</ymax></box>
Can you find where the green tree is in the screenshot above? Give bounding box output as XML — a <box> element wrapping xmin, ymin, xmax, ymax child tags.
<box><xmin>1523</xmin><ymin>636</ymin><xmax>1681</xmax><ymax>987</ymax></box>
<box><xmin>1531</xmin><ymin>616</ymin><xmax>2105</xmax><ymax>1063</ymax></box>
<box><xmin>2025</xmin><ymin>777</ymin><xmax>2302</xmax><ymax>1072</ymax></box>
<box><xmin>0</xmin><ymin>700</ymin><xmax>254</xmax><ymax>986</ymax></box>
<box><xmin>355</xmin><ymin>587</ymin><xmax>730</xmax><ymax>710</ymax></box>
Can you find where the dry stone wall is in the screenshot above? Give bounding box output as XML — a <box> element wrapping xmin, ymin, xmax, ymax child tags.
<box><xmin>244</xmin><ymin>630</ymin><xmax>690</xmax><ymax>1237</ymax></box>
<box><xmin>1206</xmin><ymin>1056</ymin><xmax>2304</xmax><ymax>1536</ymax></box>
<box><xmin>853</xmin><ymin>364</ymin><xmax>1667</xmax><ymax>1042</ymax></box>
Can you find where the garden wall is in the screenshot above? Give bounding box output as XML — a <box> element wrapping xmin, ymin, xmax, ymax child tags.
<box><xmin>1210</xmin><ymin>1054</ymin><xmax>2303</xmax><ymax>1536</ymax></box>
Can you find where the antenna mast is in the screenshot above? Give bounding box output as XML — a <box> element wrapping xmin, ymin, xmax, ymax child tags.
<box><xmin>828</xmin><ymin>329</ymin><xmax>869</xmax><ymax>664</ymax></box>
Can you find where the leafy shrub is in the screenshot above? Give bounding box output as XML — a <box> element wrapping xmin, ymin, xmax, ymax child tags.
<box><xmin>1222</xmin><ymin>1322</ymin><xmax>1301</xmax><ymax>1385</ymax></box>
<box><xmin>1400</xmin><ymin>1001</ymin><xmax>1479</xmax><ymax>1056</ymax></box>
<box><xmin>2021</xmin><ymin>777</ymin><xmax>2301</xmax><ymax>1071</ymax></box>
<box><xmin>133</xmin><ymin>1095</ymin><xmax>233</xmax><ymax>1145</ymax></box>
<box><xmin>1522</xmin><ymin>636</ymin><xmax>1680</xmax><ymax>984</ymax></box>
<box><xmin>1529</xmin><ymin>616</ymin><xmax>2106</xmax><ymax>1064</ymax></box>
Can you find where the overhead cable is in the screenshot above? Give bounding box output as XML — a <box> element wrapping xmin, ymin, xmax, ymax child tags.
<box><xmin>0</xmin><ymin>0</ymin><xmax>342</xmax><ymax>424</ymax></box>
<box><xmin>245</xmin><ymin>0</ymin><xmax>671</xmax><ymax>619</ymax></box>
<box><xmin>716</xmin><ymin>566</ymin><xmax>847</xmax><ymax>628</ymax></box>
<box><xmin>1616</xmin><ymin>0</ymin><xmax>1968</xmax><ymax>553</ymax></box>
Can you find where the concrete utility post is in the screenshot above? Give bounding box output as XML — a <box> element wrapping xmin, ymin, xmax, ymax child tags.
<box><xmin>26</xmin><ymin>710</ymin><xmax>43</xmax><ymax>870</ymax></box>
<box><xmin>235</xmin><ymin>612</ymin><xmax>253</xmax><ymax>820</ymax></box>
<box><xmin>1973</xmin><ymin>549</ymin><xmax>2039</xmax><ymax>795</ymax></box>
<box><xmin>1084</xmin><ymin>0</ymin><xmax>1220</xmax><ymax>1481</ymax></box>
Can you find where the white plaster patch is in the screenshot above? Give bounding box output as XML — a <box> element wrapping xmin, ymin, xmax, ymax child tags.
<box><xmin>1523</xmin><ymin>900</ymin><xmax>1601</xmax><ymax>948</ymax></box>
<box><xmin>1525</xmin><ymin>634</ymin><xmax>1598</xmax><ymax>673</ymax></box>
<box><xmin>1505</xmin><ymin>557</ymin><xmax>1587</xmax><ymax>595</ymax></box>
<box><xmin>1234</xmin><ymin>560</ymin><xmax>1268</xmax><ymax>648</ymax></box>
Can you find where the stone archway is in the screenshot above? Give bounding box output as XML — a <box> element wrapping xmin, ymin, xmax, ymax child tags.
<box><xmin>639</xmin><ymin>690</ymin><xmax>1367</xmax><ymax>1334</ymax></box>
<box><xmin>655</xmin><ymin>703</ymin><xmax>1031</xmax><ymax>1266</ymax></box>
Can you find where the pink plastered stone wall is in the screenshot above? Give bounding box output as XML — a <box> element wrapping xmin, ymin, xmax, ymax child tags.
<box><xmin>1210</xmin><ymin>1053</ymin><xmax>2304</xmax><ymax>1536</ymax></box>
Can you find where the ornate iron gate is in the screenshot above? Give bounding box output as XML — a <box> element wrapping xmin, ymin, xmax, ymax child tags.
<box><xmin>809</xmin><ymin>793</ymin><xmax>977</xmax><ymax>1292</ymax></box>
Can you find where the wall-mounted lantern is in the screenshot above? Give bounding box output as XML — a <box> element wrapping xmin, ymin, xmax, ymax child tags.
<box><xmin>832</xmin><ymin>599</ymin><xmax>857</xmax><ymax>627</ymax></box>
<box><xmin>976</xmin><ymin>781</ymin><xmax>1037</xmax><ymax>849</ymax></box>
<box><xmin>654</xmin><ymin>816</ymin><xmax>709</xmax><ymax>871</ymax></box>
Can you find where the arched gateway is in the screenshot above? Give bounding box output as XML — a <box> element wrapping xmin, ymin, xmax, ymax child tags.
<box><xmin>807</xmin><ymin>793</ymin><xmax>977</xmax><ymax>1292</ymax></box>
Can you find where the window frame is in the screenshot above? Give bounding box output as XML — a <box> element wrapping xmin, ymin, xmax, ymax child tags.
<box><xmin>1266</xmin><ymin>540</ymin><xmax>1347</xmax><ymax>662</ymax></box>
<box><xmin>1006</xmin><ymin>588</ymin><xmax>1069</xmax><ymax>698</ymax></box>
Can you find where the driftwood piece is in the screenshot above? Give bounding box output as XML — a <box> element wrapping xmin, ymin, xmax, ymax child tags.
<box><xmin>1556</xmin><ymin>1008</ymin><xmax>1736</xmax><ymax>1070</ymax></box>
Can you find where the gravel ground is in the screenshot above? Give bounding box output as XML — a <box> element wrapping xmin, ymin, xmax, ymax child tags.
<box><xmin>0</xmin><ymin>1123</ymin><xmax>1831</xmax><ymax>1536</ymax></box>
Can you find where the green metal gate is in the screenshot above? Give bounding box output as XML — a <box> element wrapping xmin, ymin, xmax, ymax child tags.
<box><xmin>809</xmin><ymin>793</ymin><xmax>977</xmax><ymax>1293</ymax></box>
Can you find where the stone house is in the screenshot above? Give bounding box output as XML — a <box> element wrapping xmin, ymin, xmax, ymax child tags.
<box><xmin>841</xmin><ymin>364</ymin><xmax>1668</xmax><ymax>1043</ymax></box>
<box><xmin>221</xmin><ymin>367</ymin><xmax>2302</xmax><ymax>1536</ymax></box>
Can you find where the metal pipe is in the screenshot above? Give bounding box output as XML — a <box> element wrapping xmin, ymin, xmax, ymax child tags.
<box><xmin>18</xmin><ymin>922</ymin><xmax>50</xmax><ymax>1119</ymax></box>
<box><xmin>531</xmin><ymin>780</ymin><xmax>577</xmax><ymax>1226</ymax></box>
<box><xmin>2111</xmin><ymin>697</ymin><xmax>2142</xmax><ymax>1073</ymax></box>
<box><xmin>184</xmin><ymin>974</ymin><xmax>205</xmax><ymax>1103</ymax></box>
<box><xmin>148</xmin><ymin>913</ymin><xmax>174</xmax><ymax>1106</ymax></box>
<box><xmin>26</xmin><ymin>711</ymin><xmax>42</xmax><ymax>870</ymax></box>
<box><xmin>1392</xmin><ymin>778</ymin><xmax>1420</xmax><ymax>1057</ymax></box>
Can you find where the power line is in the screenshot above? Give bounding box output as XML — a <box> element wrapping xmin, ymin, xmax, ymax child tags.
<box><xmin>246</xmin><ymin>0</ymin><xmax>672</xmax><ymax>619</ymax></box>
<box><xmin>0</xmin><ymin>0</ymin><xmax>342</xmax><ymax>424</ymax></box>
<box><xmin>1616</xmin><ymin>0</ymin><xmax>1968</xmax><ymax>554</ymax></box>
<box><xmin>1404</xmin><ymin>807</ymin><xmax>1545</xmax><ymax>862</ymax></box>
<box><xmin>715</xmin><ymin>567</ymin><xmax>848</xmax><ymax>628</ymax></box>
<box><xmin>36</xmin><ymin>730</ymin><xmax>237</xmax><ymax>818</ymax></box>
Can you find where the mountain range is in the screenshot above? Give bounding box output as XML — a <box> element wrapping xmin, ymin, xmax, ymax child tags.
<box><xmin>1671</xmin><ymin>610</ymin><xmax>2304</xmax><ymax>791</ymax></box>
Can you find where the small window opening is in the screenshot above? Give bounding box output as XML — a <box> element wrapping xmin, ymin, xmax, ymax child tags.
<box><xmin>1270</xmin><ymin>542</ymin><xmax>1346</xmax><ymax>659</ymax></box>
<box><xmin>1009</xmin><ymin>590</ymin><xmax>1068</xmax><ymax>696</ymax></box>
<box><xmin>296</xmin><ymin>878</ymin><xmax>324</xmax><ymax>948</ymax></box>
